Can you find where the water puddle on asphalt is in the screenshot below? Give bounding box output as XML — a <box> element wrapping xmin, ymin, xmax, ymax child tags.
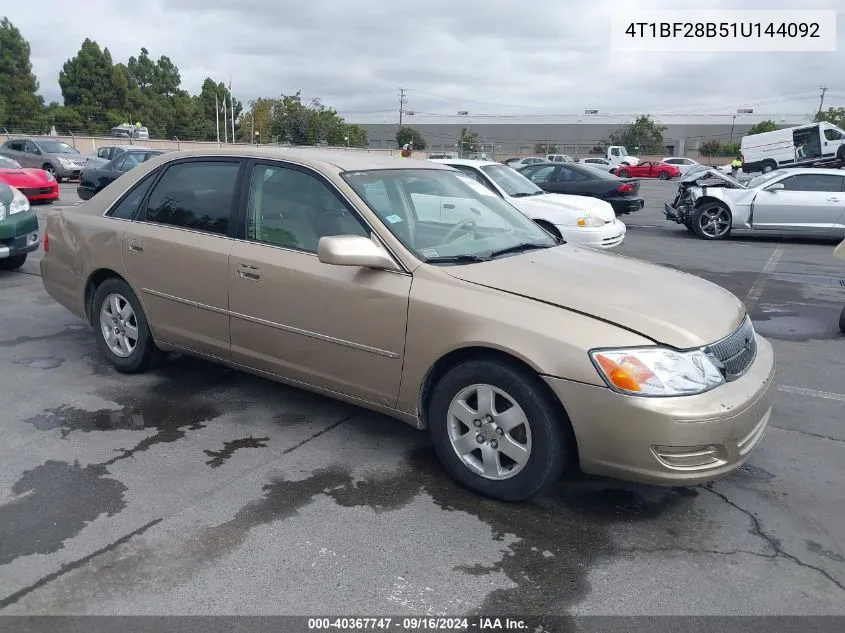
<box><xmin>753</xmin><ymin>304</ymin><xmax>843</xmax><ymax>342</ymax></box>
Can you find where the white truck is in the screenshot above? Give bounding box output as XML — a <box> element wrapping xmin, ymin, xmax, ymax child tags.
<box><xmin>606</xmin><ymin>145</ymin><xmax>639</xmax><ymax>166</ymax></box>
<box><xmin>740</xmin><ymin>122</ymin><xmax>845</xmax><ymax>174</ymax></box>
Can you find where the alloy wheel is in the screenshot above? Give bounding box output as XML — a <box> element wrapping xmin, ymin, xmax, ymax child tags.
<box><xmin>99</xmin><ymin>293</ymin><xmax>139</xmax><ymax>358</ymax></box>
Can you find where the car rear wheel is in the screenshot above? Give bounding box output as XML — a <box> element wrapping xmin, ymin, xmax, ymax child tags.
<box><xmin>617</xmin><ymin>169</ymin><xmax>630</xmax><ymax>178</ymax></box>
<box><xmin>427</xmin><ymin>359</ymin><xmax>569</xmax><ymax>501</ymax></box>
<box><xmin>0</xmin><ymin>254</ymin><xmax>27</xmax><ymax>270</ymax></box>
<box><xmin>659</xmin><ymin>171</ymin><xmax>671</xmax><ymax>180</ymax></box>
<box><xmin>761</xmin><ymin>161</ymin><xmax>777</xmax><ymax>174</ymax></box>
<box><xmin>92</xmin><ymin>278</ymin><xmax>167</xmax><ymax>373</ymax></box>
<box><xmin>692</xmin><ymin>203</ymin><xmax>732</xmax><ymax>240</ymax></box>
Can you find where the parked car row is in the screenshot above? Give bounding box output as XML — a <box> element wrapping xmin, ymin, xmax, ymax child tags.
<box><xmin>37</xmin><ymin>147</ymin><xmax>777</xmax><ymax>503</ymax></box>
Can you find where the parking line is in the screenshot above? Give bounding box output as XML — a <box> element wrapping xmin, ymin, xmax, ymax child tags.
<box><xmin>778</xmin><ymin>384</ymin><xmax>845</xmax><ymax>403</ymax></box>
<box><xmin>745</xmin><ymin>245</ymin><xmax>785</xmax><ymax>308</ymax></box>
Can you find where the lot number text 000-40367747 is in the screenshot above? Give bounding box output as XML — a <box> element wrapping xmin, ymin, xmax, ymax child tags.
<box><xmin>609</xmin><ymin>9</ymin><xmax>837</xmax><ymax>52</ymax></box>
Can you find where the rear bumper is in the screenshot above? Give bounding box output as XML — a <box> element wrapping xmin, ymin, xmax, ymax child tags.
<box><xmin>0</xmin><ymin>210</ymin><xmax>40</xmax><ymax>258</ymax></box>
<box><xmin>607</xmin><ymin>196</ymin><xmax>644</xmax><ymax>214</ymax></box>
<box><xmin>558</xmin><ymin>219</ymin><xmax>626</xmax><ymax>249</ymax></box>
<box><xmin>40</xmin><ymin>258</ymin><xmax>88</xmax><ymax>321</ymax></box>
<box><xmin>543</xmin><ymin>334</ymin><xmax>776</xmax><ymax>485</ymax></box>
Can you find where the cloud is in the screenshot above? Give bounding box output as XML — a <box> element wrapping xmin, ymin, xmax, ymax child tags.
<box><xmin>4</xmin><ymin>0</ymin><xmax>844</xmax><ymax>121</ymax></box>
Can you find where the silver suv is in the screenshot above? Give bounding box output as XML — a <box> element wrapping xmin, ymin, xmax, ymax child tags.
<box><xmin>0</xmin><ymin>137</ymin><xmax>88</xmax><ymax>182</ymax></box>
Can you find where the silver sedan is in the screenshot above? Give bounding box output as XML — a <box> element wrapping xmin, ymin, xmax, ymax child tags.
<box><xmin>664</xmin><ymin>166</ymin><xmax>845</xmax><ymax>240</ymax></box>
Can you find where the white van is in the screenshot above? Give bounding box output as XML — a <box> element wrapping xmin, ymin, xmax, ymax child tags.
<box><xmin>741</xmin><ymin>122</ymin><xmax>845</xmax><ymax>174</ymax></box>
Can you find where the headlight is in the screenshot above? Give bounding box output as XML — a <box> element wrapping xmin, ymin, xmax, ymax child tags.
<box><xmin>590</xmin><ymin>347</ymin><xmax>724</xmax><ymax>396</ymax></box>
<box><xmin>57</xmin><ymin>157</ymin><xmax>72</xmax><ymax>167</ymax></box>
<box><xmin>577</xmin><ymin>215</ymin><xmax>605</xmax><ymax>227</ymax></box>
<box><xmin>8</xmin><ymin>186</ymin><xmax>30</xmax><ymax>215</ymax></box>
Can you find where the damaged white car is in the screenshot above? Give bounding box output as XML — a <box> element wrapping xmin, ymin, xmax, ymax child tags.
<box><xmin>664</xmin><ymin>166</ymin><xmax>845</xmax><ymax>240</ymax></box>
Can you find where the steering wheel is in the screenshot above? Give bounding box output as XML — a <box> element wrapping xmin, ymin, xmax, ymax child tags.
<box><xmin>443</xmin><ymin>219</ymin><xmax>477</xmax><ymax>243</ymax></box>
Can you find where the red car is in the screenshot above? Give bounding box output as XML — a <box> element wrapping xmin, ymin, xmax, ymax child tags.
<box><xmin>0</xmin><ymin>155</ymin><xmax>60</xmax><ymax>203</ymax></box>
<box><xmin>612</xmin><ymin>161</ymin><xmax>680</xmax><ymax>180</ymax></box>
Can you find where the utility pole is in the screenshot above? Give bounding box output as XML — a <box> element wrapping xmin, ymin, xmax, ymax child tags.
<box><xmin>817</xmin><ymin>86</ymin><xmax>828</xmax><ymax>119</ymax></box>
<box><xmin>398</xmin><ymin>88</ymin><xmax>407</xmax><ymax>127</ymax></box>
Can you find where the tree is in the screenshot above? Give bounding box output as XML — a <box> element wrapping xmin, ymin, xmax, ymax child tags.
<box><xmin>605</xmin><ymin>115</ymin><xmax>665</xmax><ymax>154</ymax></box>
<box><xmin>59</xmin><ymin>39</ymin><xmax>132</xmax><ymax>134</ymax></box>
<box><xmin>459</xmin><ymin>127</ymin><xmax>479</xmax><ymax>152</ymax></box>
<box><xmin>238</xmin><ymin>97</ymin><xmax>278</xmax><ymax>142</ymax></box>
<box><xmin>699</xmin><ymin>140</ymin><xmax>722</xmax><ymax>156</ymax></box>
<box><xmin>0</xmin><ymin>18</ymin><xmax>45</xmax><ymax>132</ymax></box>
<box><xmin>396</xmin><ymin>126</ymin><xmax>426</xmax><ymax>149</ymax></box>
<box><xmin>747</xmin><ymin>120</ymin><xmax>777</xmax><ymax>135</ymax></box>
<box><xmin>814</xmin><ymin>107</ymin><xmax>845</xmax><ymax>128</ymax></box>
<box><xmin>268</xmin><ymin>91</ymin><xmax>365</xmax><ymax>147</ymax></box>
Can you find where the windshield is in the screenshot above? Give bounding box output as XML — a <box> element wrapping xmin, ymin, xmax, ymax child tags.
<box><xmin>341</xmin><ymin>168</ymin><xmax>556</xmax><ymax>263</ymax></box>
<box><xmin>480</xmin><ymin>164</ymin><xmax>544</xmax><ymax>197</ymax></box>
<box><xmin>747</xmin><ymin>170</ymin><xmax>785</xmax><ymax>189</ymax></box>
<box><xmin>38</xmin><ymin>141</ymin><xmax>79</xmax><ymax>154</ymax></box>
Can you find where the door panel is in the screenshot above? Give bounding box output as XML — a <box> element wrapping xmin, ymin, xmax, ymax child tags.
<box><xmin>228</xmin><ymin>161</ymin><xmax>412</xmax><ymax>406</ymax></box>
<box><xmin>122</xmin><ymin>158</ymin><xmax>243</xmax><ymax>358</ymax></box>
<box><xmin>122</xmin><ymin>224</ymin><xmax>234</xmax><ymax>358</ymax></box>
<box><xmin>751</xmin><ymin>174</ymin><xmax>845</xmax><ymax>232</ymax></box>
<box><xmin>229</xmin><ymin>243</ymin><xmax>411</xmax><ymax>405</ymax></box>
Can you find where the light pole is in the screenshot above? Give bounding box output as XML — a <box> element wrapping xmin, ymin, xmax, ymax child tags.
<box><xmin>730</xmin><ymin>115</ymin><xmax>737</xmax><ymax>143</ymax></box>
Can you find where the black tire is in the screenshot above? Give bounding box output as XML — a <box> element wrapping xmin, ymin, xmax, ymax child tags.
<box><xmin>659</xmin><ymin>171</ymin><xmax>670</xmax><ymax>180</ymax></box>
<box><xmin>683</xmin><ymin>219</ymin><xmax>696</xmax><ymax>234</ymax></box>
<box><xmin>839</xmin><ymin>306</ymin><xmax>845</xmax><ymax>334</ymax></box>
<box><xmin>761</xmin><ymin>160</ymin><xmax>777</xmax><ymax>174</ymax></box>
<box><xmin>427</xmin><ymin>359</ymin><xmax>570</xmax><ymax>502</ymax></box>
<box><xmin>0</xmin><ymin>254</ymin><xmax>27</xmax><ymax>270</ymax></box>
<box><xmin>618</xmin><ymin>169</ymin><xmax>629</xmax><ymax>178</ymax></box>
<box><xmin>535</xmin><ymin>220</ymin><xmax>561</xmax><ymax>240</ymax></box>
<box><xmin>92</xmin><ymin>278</ymin><xmax>167</xmax><ymax>373</ymax></box>
<box><xmin>691</xmin><ymin>202</ymin><xmax>732</xmax><ymax>240</ymax></box>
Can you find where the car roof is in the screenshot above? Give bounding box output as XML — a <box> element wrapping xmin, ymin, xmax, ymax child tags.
<box><xmin>768</xmin><ymin>167</ymin><xmax>845</xmax><ymax>176</ymax></box>
<box><xmin>429</xmin><ymin>158</ymin><xmax>503</xmax><ymax>168</ymax></box>
<box><xmin>117</xmin><ymin>146</ymin><xmax>453</xmax><ymax>173</ymax></box>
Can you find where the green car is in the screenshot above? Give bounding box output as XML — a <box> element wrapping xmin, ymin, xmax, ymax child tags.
<box><xmin>0</xmin><ymin>181</ymin><xmax>39</xmax><ymax>270</ymax></box>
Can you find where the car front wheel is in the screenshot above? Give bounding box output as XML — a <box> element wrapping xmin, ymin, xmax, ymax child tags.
<box><xmin>617</xmin><ymin>169</ymin><xmax>629</xmax><ymax>178</ymax></box>
<box><xmin>0</xmin><ymin>254</ymin><xmax>27</xmax><ymax>270</ymax></box>
<box><xmin>427</xmin><ymin>359</ymin><xmax>569</xmax><ymax>501</ymax></box>
<box><xmin>692</xmin><ymin>203</ymin><xmax>732</xmax><ymax>240</ymax></box>
<box><xmin>659</xmin><ymin>171</ymin><xmax>671</xmax><ymax>180</ymax></box>
<box><xmin>92</xmin><ymin>278</ymin><xmax>167</xmax><ymax>373</ymax></box>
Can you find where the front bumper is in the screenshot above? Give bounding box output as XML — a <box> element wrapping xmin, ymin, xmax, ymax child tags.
<box><xmin>543</xmin><ymin>333</ymin><xmax>776</xmax><ymax>485</ymax></box>
<box><xmin>19</xmin><ymin>184</ymin><xmax>59</xmax><ymax>202</ymax></box>
<box><xmin>558</xmin><ymin>219</ymin><xmax>626</xmax><ymax>249</ymax></box>
<box><xmin>0</xmin><ymin>210</ymin><xmax>40</xmax><ymax>259</ymax></box>
<box><xmin>55</xmin><ymin>164</ymin><xmax>83</xmax><ymax>180</ymax></box>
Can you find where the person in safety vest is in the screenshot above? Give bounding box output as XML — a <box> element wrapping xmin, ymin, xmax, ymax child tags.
<box><xmin>731</xmin><ymin>156</ymin><xmax>742</xmax><ymax>176</ymax></box>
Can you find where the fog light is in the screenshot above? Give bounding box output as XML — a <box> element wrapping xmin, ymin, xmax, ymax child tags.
<box><xmin>28</xmin><ymin>232</ymin><xmax>39</xmax><ymax>244</ymax></box>
<box><xmin>651</xmin><ymin>445</ymin><xmax>725</xmax><ymax>469</ymax></box>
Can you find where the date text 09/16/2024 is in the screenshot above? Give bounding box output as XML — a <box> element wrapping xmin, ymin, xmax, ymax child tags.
<box><xmin>307</xmin><ymin>617</ymin><xmax>529</xmax><ymax>630</ymax></box>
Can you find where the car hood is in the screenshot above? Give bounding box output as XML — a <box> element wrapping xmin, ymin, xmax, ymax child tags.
<box><xmin>0</xmin><ymin>168</ymin><xmax>52</xmax><ymax>186</ymax></box>
<box><xmin>442</xmin><ymin>245</ymin><xmax>746</xmax><ymax>348</ymax></box>
<box><xmin>511</xmin><ymin>193</ymin><xmax>615</xmax><ymax>223</ymax></box>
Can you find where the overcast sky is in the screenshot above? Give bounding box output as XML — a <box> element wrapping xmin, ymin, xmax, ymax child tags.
<box><xmin>4</xmin><ymin>0</ymin><xmax>844</xmax><ymax>123</ymax></box>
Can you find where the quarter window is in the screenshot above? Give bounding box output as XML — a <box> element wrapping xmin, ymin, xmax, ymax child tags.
<box><xmin>245</xmin><ymin>164</ymin><xmax>368</xmax><ymax>253</ymax></box>
<box><xmin>526</xmin><ymin>165</ymin><xmax>556</xmax><ymax>183</ymax></box>
<box><xmin>143</xmin><ymin>160</ymin><xmax>240</xmax><ymax>235</ymax></box>
<box><xmin>823</xmin><ymin>128</ymin><xmax>843</xmax><ymax>141</ymax></box>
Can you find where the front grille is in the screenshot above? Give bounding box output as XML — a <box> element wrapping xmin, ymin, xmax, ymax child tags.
<box><xmin>706</xmin><ymin>316</ymin><xmax>757</xmax><ymax>381</ymax></box>
<box><xmin>19</xmin><ymin>187</ymin><xmax>54</xmax><ymax>196</ymax></box>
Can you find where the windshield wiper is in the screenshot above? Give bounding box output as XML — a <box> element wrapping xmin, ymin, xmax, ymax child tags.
<box><xmin>424</xmin><ymin>254</ymin><xmax>491</xmax><ymax>264</ymax></box>
<box><xmin>510</xmin><ymin>191</ymin><xmax>544</xmax><ymax>198</ymax></box>
<box><xmin>488</xmin><ymin>242</ymin><xmax>553</xmax><ymax>259</ymax></box>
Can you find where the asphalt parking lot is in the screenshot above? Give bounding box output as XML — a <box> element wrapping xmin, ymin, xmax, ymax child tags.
<box><xmin>1</xmin><ymin>178</ymin><xmax>844</xmax><ymax>617</ymax></box>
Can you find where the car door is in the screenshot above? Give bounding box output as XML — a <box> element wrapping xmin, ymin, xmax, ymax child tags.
<box><xmin>227</xmin><ymin>160</ymin><xmax>412</xmax><ymax>406</ymax></box>
<box><xmin>122</xmin><ymin>157</ymin><xmax>244</xmax><ymax>359</ymax></box>
<box><xmin>750</xmin><ymin>173</ymin><xmax>845</xmax><ymax>233</ymax></box>
<box><xmin>1</xmin><ymin>140</ymin><xmax>27</xmax><ymax>164</ymax></box>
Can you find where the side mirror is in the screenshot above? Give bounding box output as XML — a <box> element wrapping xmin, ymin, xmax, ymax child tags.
<box><xmin>766</xmin><ymin>183</ymin><xmax>784</xmax><ymax>191</ymax></box>
<box><xmin>317</xmin><ymin>235</ymin><xmax>401</xmax><ymax>271</ymax></box>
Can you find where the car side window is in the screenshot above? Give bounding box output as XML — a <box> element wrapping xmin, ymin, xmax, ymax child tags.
<box><xmin>824</xmin><ymin>129</ymin><xmax>842</xmax><ymax>141</ymax></box>
<box><xmin>6</xmin><ymin>140</ymin><xmax>24</xmax><ymax>151</ymax></box>
<box><xmin>112</xmin><ymin>154</ymin><xmax>129</xmax><ymax>171</ymax></box>
<box><xmin>107</xmin><ymin>173</ymin><xmax>158</xmax><ymax>220</ymax></box>
<box><xmin>25</xmin><ymin>141</ymin><xmax>40</xmax><ymax>154</ymax></box>
<box><xmin>526</xmin><ymin>165</ymin><xmax>556</xmax><ymax>183</ymax></box>
<box><xmin>778</xmin><ymin>174</ymin><xmax>845</xmax><ymax>192</ymax></box>
<box><xmin>117</xmin><ymin>153</ymin><xmax>142</xmax><ymax>172</ymax></box>
<box><xmin>143</xmin><ymin>160</ymin><xmax>240</xmax><ymax>235</ymax></box>
<box><xmin>245</xmin><ymin>163</ymin><xmax>368</xmax><ymax>253</ymax></box>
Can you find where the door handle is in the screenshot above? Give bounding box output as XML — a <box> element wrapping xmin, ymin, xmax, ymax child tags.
<box><xmin>127</xmin><ymin>239</ymin><xmax>143</xmax><ymax>253</ymax></box>
<box><xmin>237</xmin><ymin>263</ymin><xmax>261</xmax><ymax>280</ymax></box>
<box><xmin>827</xmin><ymin>197</ymin><xmax>841</xmax><ymax>202</ymax></box>
<box><xmin>443</xmin><ymin>203</ymin><xmax>455</xmax><ymax>209</ymax></box>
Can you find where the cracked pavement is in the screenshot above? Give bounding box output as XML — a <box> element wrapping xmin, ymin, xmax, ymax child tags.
<box><xmin>0</xmin><ymin>180</ymin><xmax>843</xmax><ymax>615</ymax></box>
